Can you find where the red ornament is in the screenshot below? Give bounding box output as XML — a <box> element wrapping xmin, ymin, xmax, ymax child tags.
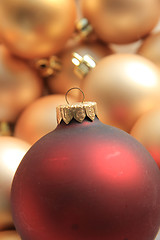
<box><xmin>11</xmin><ymin>102</ymin><xmax>160</xmax><ymax>240</ymax></box>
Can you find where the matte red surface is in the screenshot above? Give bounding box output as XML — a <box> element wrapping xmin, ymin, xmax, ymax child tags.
<box><xmin>11</xmin><ymin>118</ymin><xmax>160</xmax><ymax>240</ymax></box>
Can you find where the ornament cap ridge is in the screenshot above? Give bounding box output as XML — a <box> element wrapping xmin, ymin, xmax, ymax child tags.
<box><xmin>56</xmin><ymin>101</ymin><xmax>98</xmax><ymax>125</ymax></box>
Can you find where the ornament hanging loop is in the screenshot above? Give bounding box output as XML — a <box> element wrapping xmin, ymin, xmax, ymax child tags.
<box><xmin>65</xmin><ymin>87</ymin><xmax>85</xmax><ymax>105</ymax></box>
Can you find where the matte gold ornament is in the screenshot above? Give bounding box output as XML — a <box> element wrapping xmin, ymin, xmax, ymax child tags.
<box><xmin>14</xmin><ymin>94</ymin><xmax>76</xmax><ymax>145</ymax></box>
<box><xmin>73</xmin><ymin>53</ymin><xmax>160</xmax><ymax>132</ymax></box>
<box><xmin>47</xmin><ymin>40</ymin><xmax>112</xmax><ymax>98</ymax></box>
<box><xmin>0</xmin><ymin>0</ymin><xmax>77</xmax><ymax>59</ymax></box>
<box><xmin>81</xmin><ymin>0</ymin><xmax>160</xmax><ymax>44</ymax></box>
<box><xmin>0</xmin><ymin>137</ymin><xmax>30</xmax><ymax>230</ymax></box>
<box><xmin>0</xmin><ymin>45</ymin><xmax>43</xmax><ymax>122</ymax></box>
<box><xmin>138</xmin><ymin>33</ymin><xmax>160</xmax><ymax>68</ymax></box>
<box><xmin>130</xmin><ymin>108</ymin><xmax>160</xmax><ymax>169</ymax></box>
<box><xmin>0</xmin><ymin>231</ymin><xmax>21</xmax><ymax>240</ymax></box>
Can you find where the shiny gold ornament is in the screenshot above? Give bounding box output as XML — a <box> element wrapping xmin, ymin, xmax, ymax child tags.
<box><xmin>81</xmin><ymin>0</ymin><xmax>160</xmax><ymax>44</ymax></box>
<box><xmin>0</xmin><ymin>137</ymin><xmax>31</xmax><ymax>230</ymax></box>
<box><xmin>47</xmin><ymin>40</ymin><xmax>112</xmax><ymax>98</ymax></box>
<box><xmin>0</xmin><ymin>0</ymin><xmax>77</xmax><ymax>59</ymax></box>
<box><xmin>14</xmin><ymin>94</ymin><xmax>76</xmax><ymax>145</ymax></box>
<box><xmin>138</xmin><ymin>33</ymin><xmax>160</xmax><ymax>68</ymax></box>
<box><xmin>0</xmin><ymin>45</ymin><xmax>43</xmax><ymax>122</ymax></box>
<box><xmin>73</xmin><ymin>53</ymin><xmax>160</xmax><ymax>132</ymax></box>
<box><xmin>130</xmin><ymin>108</ymin><xmax>160</xmax><ymax>168</ymax></box>
<box><xmin>0</xmin><ymin>231</ymin><xmax>21</xmax><ymax>240</ymax></box>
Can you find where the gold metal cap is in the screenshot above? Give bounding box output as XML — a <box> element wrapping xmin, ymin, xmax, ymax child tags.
<box><xmin>57</xmin><ymin>101</ymin><xmax>98</xmax><ymax>125</ymax></box>
<box><xmin>75</xmin><ymin>18</ymin><xmax>93</xmax><ymax>39</ymax></box>
<box><xmin>72</xmin><ymin>52</ymin><xmax>96</xmax><ymax>79</ymax></box>
<box><xmin>0</xmin><ymin>122</ymin><xmax>11</xmax><ymax>136</ymax></box>
<box><xmin>32</xmin><ymin>56</ymin><xmax>62</xmax><ymax>78</ymax></box>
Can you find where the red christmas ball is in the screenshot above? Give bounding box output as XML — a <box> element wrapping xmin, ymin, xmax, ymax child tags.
<box><xmin>11</xmin><ymin>103</ymin><xmax>160</xmax><ymax>240</ymax></box>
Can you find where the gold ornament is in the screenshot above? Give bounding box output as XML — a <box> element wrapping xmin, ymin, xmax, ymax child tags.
<box><xmin>0</xmin><ymin>137</ymin><xmax>30</xmax><ymax>230</ymax></box>
<box><xmin>81</xmin><ymin>0</ymin><xmax>160</xmax><ymax>44</ymax></box>
<box><xmin>46</xmin><ymin>40</ymin><xmax>112</xmax><ymax>97</ymax></box>
<box><xmin>138</xmin><ymin>33</ymin><xmax>160</xmax><ymax>68</ymax></box>
<box><xmin>72</xmin><ymin>53</ymin><xmax>160</xmax><ymax>132</ymax></box>
<box><xmin>0</xmin><ymin>0</ymin><xmax>77</xmax><ymax>59</ymax></box>
<box><xmin>14</xmin><ymin>94</ymin><xmax>76</xmax><ymax>145</ymax></box>
<box><xmin>0</xmin><ymin>45</ymin><xmax>43</xmax><ymax>122</ymax></box>
<box><xmin>0</xmin><ymin>231</ymin><xmax>21</xmax><ymax>240</ymax></box>
<box><xmin>130</xmin><ymin>108</ymin><xmax>160</xmax><ymax>168</ymax></box>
